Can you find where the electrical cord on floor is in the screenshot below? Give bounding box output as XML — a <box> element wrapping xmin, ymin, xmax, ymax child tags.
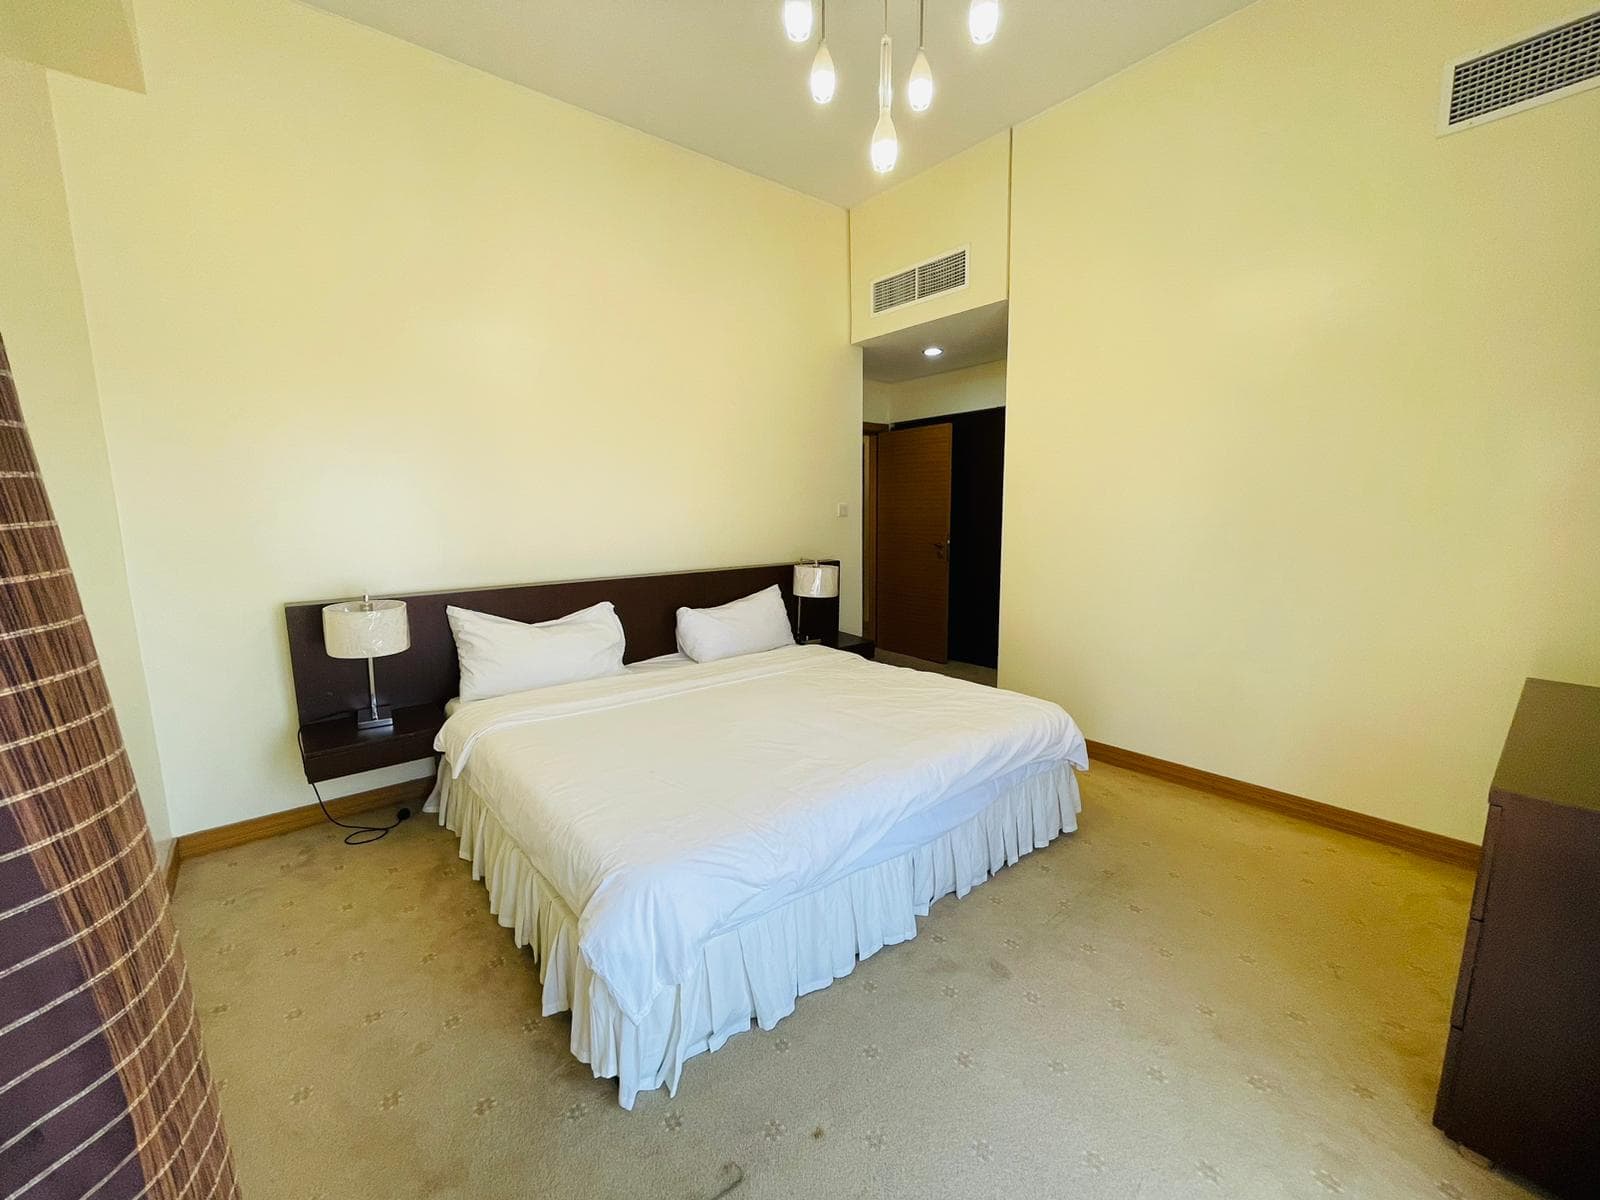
<box><xmin>298</xmin><ymin>728</ymin><xmax>414</xmax><ymax>845</ymax></box>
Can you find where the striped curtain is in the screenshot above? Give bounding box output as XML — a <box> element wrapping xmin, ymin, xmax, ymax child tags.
<box><xmin>0</xmin><ymin>335</ymin><xmax>239</xmax><ymax>1198</ymax></box>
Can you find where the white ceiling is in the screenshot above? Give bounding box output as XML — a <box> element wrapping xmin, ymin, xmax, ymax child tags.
<box><xmin>299</xmin><ymin>0</ymin><xmax>1255</xmax><ymax>208</ymax></box>
<box><xmin>862</xmin><ymin>300</ymin><xmax>1007</xmax><ymax>382</ymax></box>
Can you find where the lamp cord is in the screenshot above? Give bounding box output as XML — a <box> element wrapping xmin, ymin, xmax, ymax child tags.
<box><xmin>297</xmin><ymin>727</ymin><xmax>413</xmax><ymax>845</ymax></box>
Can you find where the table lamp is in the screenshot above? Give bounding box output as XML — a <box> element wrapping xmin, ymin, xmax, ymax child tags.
<box><xmin>793</xmin><ymin>560</ymin><xmax>839</xmax><ymax>644</ymax></box>
<box><xmin>322</xmin><ymin>594</ymin><xmax>409</xmax><ymax>730</ymax></box>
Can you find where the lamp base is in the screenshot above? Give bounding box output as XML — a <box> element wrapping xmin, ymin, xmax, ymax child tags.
<box><xmin>353</xmin><ymin>705</ymin><xmax>394</xmax><ymax>731</ymax></box>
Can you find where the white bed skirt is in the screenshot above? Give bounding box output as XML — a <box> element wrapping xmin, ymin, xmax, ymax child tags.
<box><xmin>442</xmin><ymin>763</ymin><xmax>1082</xmax><ymax>1109</ymax></box>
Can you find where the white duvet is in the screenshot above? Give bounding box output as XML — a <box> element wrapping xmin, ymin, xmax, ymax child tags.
<box><xmin>434</xmin><ymin>644</ymin><xmax>1087</xmax><ymax>1024</ymax></box>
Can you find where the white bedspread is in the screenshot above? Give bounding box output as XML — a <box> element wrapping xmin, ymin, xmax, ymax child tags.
<box><xmin>434</xmin><ymin>644</ymin><xmax>1087</xmax><ymax>1024</ymax></box>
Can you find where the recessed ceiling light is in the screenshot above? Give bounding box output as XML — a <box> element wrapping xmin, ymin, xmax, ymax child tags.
<box><xmin>923</xmin><ymin>346</ymin><xmax>944</xmax><ymax>358</ymax></box>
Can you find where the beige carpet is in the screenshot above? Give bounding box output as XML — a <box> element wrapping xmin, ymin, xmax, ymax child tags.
<box><xmin>173</xmin><ymin>764</ymin><xmax>1538</xmax><ymax>1200</ymax></box>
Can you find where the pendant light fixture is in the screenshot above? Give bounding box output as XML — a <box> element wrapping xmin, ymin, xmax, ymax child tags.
<box><xmin>968</xmin><ymin>0</ymin><xmax>1000</xmax><ymax>45</ymax></box>
<box><xmin>870</xmin><ymin>110</ymin><xmax>899</xmax><ymax>174</ymax></box>
<box><xmin>809</xmin><ymin>0</ymin><xmax>836</xmax><ymax>104</ymax></box>
<box><xmin>870</xmin><ymin>0</ymin><xmax>898</xmax><ymax>173</ymax></box>
<box><xmin>907</xmin><ymin>0</ymin><xmax>934</xmax><ymax>112</ymax></box>
<box><xmin>783</xmin><ymin>0</ymin><xmax>814</xmax><ymax>43</ymax></box>
<box><xmin>779</xmin><ymin>0</ymin><xmax>999</xmax><ymax>176</ymax></box>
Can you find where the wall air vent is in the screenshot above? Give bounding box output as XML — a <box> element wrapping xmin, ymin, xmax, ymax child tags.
<box><xmin>1441</xmin><ymin>10</ymin><xmax>1600</xmax><ymax>132</ymax></box>
<box><xmin>872</xmin><ymin>268</ymin><xmax>917</xmax><ymax>313</ymax></box>
<box><xmin>870</xmin><ymin>246</ymin><xmax>969</xmax><ymax>315</ymax></box>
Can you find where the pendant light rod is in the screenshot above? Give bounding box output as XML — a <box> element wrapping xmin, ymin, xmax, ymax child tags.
<box><xmin>877</xmin><ymin>0</ymin><xmax>892</xmax><ymax>111</ymax></box>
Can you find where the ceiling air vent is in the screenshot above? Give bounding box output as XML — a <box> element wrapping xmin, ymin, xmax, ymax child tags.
<box><xmin>1441</xmin><ymin>10</ymin><xmax>1600</xmax><ymax>132</ymax></box>
<box><xmin>871</xmin><ymin>246</ymin><xmax>969</xmax><ymax>315</ymax></box>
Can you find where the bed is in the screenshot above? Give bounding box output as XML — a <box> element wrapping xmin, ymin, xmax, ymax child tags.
<box><xmin>428</xmin><ymin>642</ymin><xmax>1085</xmax><ymax>1107</ymax></box>
<box><xmin>283</xmin><ymin>563</ymin><xmax>1086</xmax><ymax>1108</ymax></box>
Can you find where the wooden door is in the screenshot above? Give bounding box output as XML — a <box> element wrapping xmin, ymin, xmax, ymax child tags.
<box><xmin>875</xmin><ymin>423</ymin><xmax>952</xmax><ymax>662</ymax></box>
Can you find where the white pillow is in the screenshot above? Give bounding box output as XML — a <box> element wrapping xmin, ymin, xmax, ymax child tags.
<box><xmin>447</xmin><ymin>601</ymin><xmax>626</xmax><ymax>702</ymax></box>
<box><xmin>675</xmin><ymin>585</ymin><xmax>795</xmax><ymax>664</ymax></box>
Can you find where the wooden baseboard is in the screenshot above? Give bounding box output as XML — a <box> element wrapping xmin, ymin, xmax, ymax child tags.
<box><xmin>173</xmin><ymin>777</ymin><xmax>434</xmax><ymax>862</ymax></box>
<box><xmin>1085</xmin><ymin>740</ymin><xmax>1480</xmax><ymax>870</ymax></box>
<box><xmin>165</xmin><ymin>748</ymin><xmax>1475</xmax><ymax>882</ymax></box>
<box><xmin>163</xmin><ymin>840</ymin><xmax>181</xmax><ymax>896</ymax></box>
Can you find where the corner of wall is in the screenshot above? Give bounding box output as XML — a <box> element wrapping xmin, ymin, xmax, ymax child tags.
<box><xmin>0</xmin><ymin>54</ymin><xmax>174</xmax><ymax>846</ymax></box>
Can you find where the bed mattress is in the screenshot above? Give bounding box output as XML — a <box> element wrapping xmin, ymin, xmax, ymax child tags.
<box><xmin>432</xmin><ymin>644</ymin><xmax>1086</xmax><ymax>1028</ymax></box>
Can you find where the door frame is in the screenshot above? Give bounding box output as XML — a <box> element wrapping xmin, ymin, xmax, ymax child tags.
<box><xmin>862</xmin><ymin>422</ymin><xmax>887</xmax><ymax>640</ymax></box>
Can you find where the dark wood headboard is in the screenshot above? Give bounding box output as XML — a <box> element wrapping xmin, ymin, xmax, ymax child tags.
<box><xmin>283</xmin><ymin>561</ymin><xmax>840</xmax><ymax>724</ymax></box>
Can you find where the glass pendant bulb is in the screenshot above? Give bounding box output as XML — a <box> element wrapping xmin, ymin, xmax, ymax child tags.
<box><xmin>908</xmin><ymin>49</ymin><xmax>934</xmax><ymax>112</ymax></box>
<box><xmin>968</xmin><ymin>0</ymin><xmax>1000</xmax><ymax>45</ymax></box>
<box><xmin>870</xmin><ymin>108</ymin><xmax>899</xmax><ymax>174</ymax></box>
<box><xmin>869</xmin><ymin>9</ymin><xmax>897</xmax><ymax>174</ymax></box>
<box><xmin>908</xmin><ymin>1</ymin><xmax>934</xmax><ymax>113</ymax></box>
<box><xmin>810</xmin><ymin>42</ymin><xmax>836</xmax><ymax>104</ymax></box>
<box><xmin>782</xmin><ymin>0</ymin><xmax>813</xmax><ymax>43</ymax></box>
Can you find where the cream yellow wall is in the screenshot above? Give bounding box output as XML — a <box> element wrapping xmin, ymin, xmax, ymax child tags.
<box><xmin>1003</xmin><ymin>0</ymin><xmax>1600</xmax><ymax>842</ymax></box>
<box><xmin>46</xmin><ymin>0</ymin><xmax>861</xmax><ymax>836</ymax></box>
<box><xmin>0</xmin><ymin>56</ymin><xmax>172</xmax><ymax>851</ymax></box>
<box><xmin>865</xmin><ymin>359</ymin><xmax>1006</xmax><ymax>424</ymax></box>
<box><xmin>863</xmin><ymin>385</ymin><xmax>893</xmax><ymax>427</ymax></box>
<box><xmin>0</xmin><ymin>0</ymin><xmax>144</xmax><ymax>91</ymax></box>
<box><xmin>849</xmin><ymin>132</ymin><xmax>1010</xmax><ymax>342</ymax></box>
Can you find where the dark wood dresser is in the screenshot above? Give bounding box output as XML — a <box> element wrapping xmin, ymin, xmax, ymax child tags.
<box><xmin>1434</xmin><ymin>678</ymin><xmax>1600</xmax><ymax>1198</ymax></box>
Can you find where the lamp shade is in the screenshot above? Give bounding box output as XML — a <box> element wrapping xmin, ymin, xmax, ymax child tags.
<box><xmin>322</xmin><ymin>598</ymin><xmax>409</xmax><ymax>659</ymax></box>
<box><xmin>793</xmin><ymin>562</ymin><xmax>839</xmax><ymax>600</ymax></box>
